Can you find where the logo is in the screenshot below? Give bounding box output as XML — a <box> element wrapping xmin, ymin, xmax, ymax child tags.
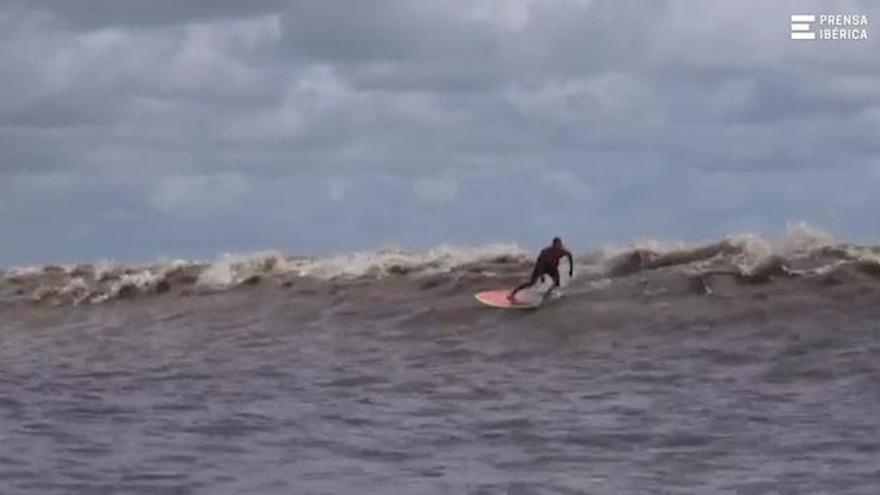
<box><xmin>791</xmin><ymin>13</ymin><xmax>869</xmax><ymax>41</ymax></box>
<box><xmin>790</xmin><ymin>15</ymin><xmax>816</xmax><ymax>40</ymax></box>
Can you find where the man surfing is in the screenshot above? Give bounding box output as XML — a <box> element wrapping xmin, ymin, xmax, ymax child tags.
<box><xmin>509</xmin><ymin>236</ymin><xmax>574</xmax><ymax>302</ymax></box>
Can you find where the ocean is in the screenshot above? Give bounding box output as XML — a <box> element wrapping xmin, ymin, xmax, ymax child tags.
<box><xmin>1</xmin><ymin>226</ymin><xmax>879</xmax><ymax>494</ymax></box>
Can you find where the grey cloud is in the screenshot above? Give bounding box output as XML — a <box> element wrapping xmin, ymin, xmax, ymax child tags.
<box><xmin>277</xmin><ymin>1</ymin><xmax>666</xmax><ymax>91</ymax></box>
<box><xmin>1</xmin><ymin>0</ymin><xmax>879</xmax><ymax>265</ymax></box>
<box><xmin>4</xmin><ymin>92</ymin><xmax>120</xmax><ymax>129</ymax></box>
<box><xmin>5</xmin><ymin>0</ymin><xmax>290</xmax><ymax>30</ymax></box>
<box><xmin>280</xmin><ymin>1</ymin><xmax>501</xmax><ymax>64</ymax></box>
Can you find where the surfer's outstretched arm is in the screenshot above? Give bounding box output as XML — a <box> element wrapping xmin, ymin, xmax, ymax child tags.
<box><xmin>564</xmin><ymin>250</ymin><xmax>574</xmax><ymax>276</ymax></box>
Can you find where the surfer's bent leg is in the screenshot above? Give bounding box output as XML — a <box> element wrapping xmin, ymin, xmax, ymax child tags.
<box><xmin>509</xmin><ymin>268</ymin><xmax>542</xmax><ymax>300</ymax></box>
<box><xmin>544</xmin><ymin>267</ymin><xmax>561</xmax><ymax>297</ymax></box>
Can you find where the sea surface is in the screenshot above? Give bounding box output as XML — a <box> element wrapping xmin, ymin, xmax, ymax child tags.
<box><xmin>1</xmin><ymin>227</ymin><xmax>879</xmax><ymax>494</ymax></box>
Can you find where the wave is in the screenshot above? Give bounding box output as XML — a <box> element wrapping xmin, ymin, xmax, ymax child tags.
<box><xmin>195</xmin><ymin>243</ymin><xmax>528</xmax><ymax>290</ymax></box>
<box><xmin>3</xmin><ymin>224</ymin><xmax>880</xmax><ymax>307</ymax></box>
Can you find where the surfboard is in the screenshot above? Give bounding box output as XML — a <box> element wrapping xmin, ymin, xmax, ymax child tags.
<box><xmin>474</xmin><ymin>289</ymin><xmax>560</xmax><ymax>309</ymax></box>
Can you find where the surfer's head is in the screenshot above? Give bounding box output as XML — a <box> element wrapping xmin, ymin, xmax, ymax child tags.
<box><xmin>552</xmin><ymin>236</ymin><xmax>562</xmax><ymax>248</ymax></box>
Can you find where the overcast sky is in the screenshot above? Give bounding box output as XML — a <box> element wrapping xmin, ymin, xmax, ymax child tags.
<box><xmin>1</xmin><ymin>0</ymin><xmax>878</xmax><ymax>265</ymax></box>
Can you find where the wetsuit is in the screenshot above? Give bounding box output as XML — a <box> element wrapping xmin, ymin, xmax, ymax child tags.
<box><xmin>510</xmin><ymin>245</ymin><xmax>573</xmax><ymax>299</ymax></box>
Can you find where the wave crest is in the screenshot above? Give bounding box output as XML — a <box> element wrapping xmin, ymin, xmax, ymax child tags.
<box><xmin>4</xmin><ymin>226</ymin><xmax>880</xmax><ymax>306</ymax></box>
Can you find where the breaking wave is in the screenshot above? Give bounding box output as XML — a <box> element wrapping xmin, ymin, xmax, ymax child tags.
<box><xmin>2</xmin><ymin>224</ymin><xmax>879</xmax><ymax>308</ymax></box>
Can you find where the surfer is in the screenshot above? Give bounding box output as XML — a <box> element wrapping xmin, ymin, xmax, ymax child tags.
<box><xmin>509</xmin><ymin>237</ymin><xmax>573</xmax><ymax>302</ymax></box>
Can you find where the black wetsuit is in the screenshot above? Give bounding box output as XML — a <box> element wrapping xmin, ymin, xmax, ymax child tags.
<box><xmin>511</xmin><ymin>245</ymin><xmax>573</xmax><ymax>297</ymax></box>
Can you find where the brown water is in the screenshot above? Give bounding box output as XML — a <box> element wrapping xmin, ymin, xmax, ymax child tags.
<box><xmin>2</xmin><ymin>236</ymin><xmax>880</xmax><ymax>494</ymax></box>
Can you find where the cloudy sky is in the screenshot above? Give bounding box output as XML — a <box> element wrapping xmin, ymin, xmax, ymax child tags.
<box><xmin>1</xmin><ymin>0</ymin><xmax>878</xmax><ymax>265</ymax></box>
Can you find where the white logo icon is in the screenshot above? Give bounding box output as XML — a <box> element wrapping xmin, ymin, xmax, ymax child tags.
<box><xmin>791</xmin><ymin>14</ymin><xmax>816</xmax><ymax>40</ymax></box>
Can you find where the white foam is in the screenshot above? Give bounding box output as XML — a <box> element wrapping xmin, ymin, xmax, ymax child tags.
<box><xmin>110</xmin><ymin>271</ymin><xmax>159</xmax><ymax>295</ymax></box>
<box><xmin>196</xmin><ymin>251</ymin><xmax>290</xmax><ymax>290</ymax></box>
<box><xmin>842</xmin><ymin>245</ymin><xmax>880</xmax><ymax>265</ymax></box>
<box><xmin>726</xmin><ymin>233</ymin><xmax>775</xmax><ymax>276</ymax></box>
<box><xmin>782</xmin><ymin>222</ymin><xmax>836</xmax><ymax>255</ymax></box>
<box><xmin>116</xmin><ymin>271</ymin><xmax>164</xmax><ymax>291</ymax></box>
<box><xmin>60</xmin><ymin>277</ymin><xmax>89</xmax><ymax>296</ymax></box>
<box><xmin>292</xmin><ymin>243</ymin><xmax>526</xmax><ymax>279</ymax></box>
<box><xmin>787</xmin><ymin>260</ymin><xmax>846</xmax><ymax>277</ymax></box>
<box><xmin>598</xmin><ymin>239</ymin><xmax>691</xmax><ymax>262</ymax></box>
<box><xmin>157</xmin><ymin>258</ymin><xmax>192</xmax><ymax>271</ymax></box>
<box><xmin>88</xmin><ymin>268</ymin><xmax>175</xmax><ymax>303</ymax></box>
<box><xmin>4</xmin><ymin>265</ymin><xmax>43</xmax><ymax>278</ymax></box>
<box><xmin>93</xmin><ymin>259</ymin><xmax>120</xmax><ymax>281</ymax></box>
<box><xmin>194</xmin><ymin>244</ymin><xmax>527</xmax><ymax>290</ymax></box>
<box><xmin>602</xmin><ymin>233</ymin><xmax>778</xmax><ymax>277</ymax></box>
<box><xmin>58</xmin><ymin>277</ymin><xmax>93</xmax><ymax>305</ymax></box>
<box><xmin>623</xmin><ymin>239</ymin><xmax>691</xmax><ymax>254</ymax></box>
<box><xmin>59</xmin><ymin>264</ymin><xmax>78</xmax><ymax>275</ymax></box>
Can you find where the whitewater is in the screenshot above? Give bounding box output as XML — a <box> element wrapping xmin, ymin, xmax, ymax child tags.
<box><xmin>1</xmin><ymin>224</ymin><xmax>879</xmax><ymax>494</ymax></box>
